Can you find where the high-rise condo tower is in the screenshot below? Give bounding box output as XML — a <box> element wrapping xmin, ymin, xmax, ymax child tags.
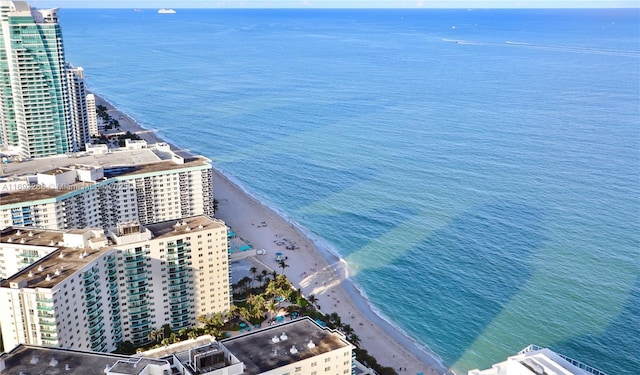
<box><xmin>0</xmin><ymin>1</ymin><xmax>88</xmax><ymax>158</ymax></box>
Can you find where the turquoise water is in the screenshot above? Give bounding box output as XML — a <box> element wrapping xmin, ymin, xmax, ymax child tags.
<box><xmin>59</xmin><ymin>8</ymin><xmax>639</xmax><ymax>374</ymax></box>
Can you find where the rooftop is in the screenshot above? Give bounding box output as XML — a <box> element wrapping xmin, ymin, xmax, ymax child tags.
<box><xmin>1</xmin><ymin>145</ymin><xmax>208</xmax><ymax>179</ymax></box>
<box><xmin>112</xmin><ymin>156</ymin><xmax>209</xmax><ymax>178</ymax></box>
<box><xmin>0</xmin><ymin>344</ymin><xmax>169</xmax><ymax>375</ymax></box>
<box><xmin>222</xmin><ymin>317</ymin><xmax>351</xmax><ymax>374</ymax></box>
<box><xmin>468</xmin><ymin>345</ymin><xmax>608</xmax><ymax>375</ymax></box>
<box><xmin>0</xmin><ymin>230</ymin><xmax>111</xmax><ymax>289</ymax></box>
<box><xmin>0</xmin><ymin>181</ymin><xmax>94</xmax><ymax>205</ymax></box>
<box><xmin>145</xmin><ymin>215</ymin><xmax>226</xmax><ymax>239</ymax></box>
<box><xmin>0</xmin><ymin>226</ymin><xmax>65</xmax><ymax>248</ymax></box>
<box><xmin>0</xmin><ymin>146</ymin><xmax>210</xmax><ymax>205</ymax></box>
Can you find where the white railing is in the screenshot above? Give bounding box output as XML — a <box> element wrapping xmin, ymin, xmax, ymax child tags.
<box><xmin>519</xmin><ymin>345</ymin><xmax>608</xmax><ymax>375</ymax></box>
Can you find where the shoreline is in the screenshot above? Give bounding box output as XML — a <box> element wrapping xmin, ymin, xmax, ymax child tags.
<box><xmin>90</xmin><ymin>90</ymin><xmax>449</xmax><ymax>375</ymax></box>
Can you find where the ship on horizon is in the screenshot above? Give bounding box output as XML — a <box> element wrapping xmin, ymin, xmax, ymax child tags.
<box><xmin>158</xmin><ymin>8</ymin><xmax>176</xmax><ymax>14</ymax></box>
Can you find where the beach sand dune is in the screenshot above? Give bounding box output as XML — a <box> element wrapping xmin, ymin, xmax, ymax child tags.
<box><xmin>92</xmin><ymin>92</ymin><xmax>446</xmax><ymax>375</ymax></box>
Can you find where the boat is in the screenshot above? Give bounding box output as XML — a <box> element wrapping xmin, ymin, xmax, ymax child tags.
<box><xmin>158</xmin><ymin>8</ymin><xmax>176</xmax><ymax>14</ymax></box>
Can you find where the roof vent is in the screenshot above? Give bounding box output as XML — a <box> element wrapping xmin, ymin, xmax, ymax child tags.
<box><xmin>28</xmin><ymin>231</ymin><xmax>34</xmax><ymax>237</ymax></box>
<box><xmin>38</xmin><ymin>265</ymin><xmax>44</xmax><ymax>272</ymax></box>
<box><xmin>50</xmin><ymin>240</ymin><xmax>56</xmax><ymax>246</ymax></box>
<box><xmin>185</xmin><ymin>227</ymin><xmax>191</xmax><ymax>231</ymax></box>
<box><xmin>20</xmin><ymin>238</ymin><xmax>25</xmax><ymax>243</ymax></box>
<box><xmin>30</xmin><ymin>355</ymin><xmax>39</xmax><ymax>364</ymax></box>
<box><xmin>45</xmin><ymin>274</ymin><xmax>52</xmax><ymax>281</ymax></box>
<box><xmin>307</xmin><ymin>340</ymin><xmax>315</xmax><ymax>349</ymax></box>
<box><xmin>289</xmin><ymin>345</ymin><xmax>298</xmax><ymax>354</ymax></box>
<box><xmin>16</xmin><ymin>230</ymin><xmax>22</xmax><ymax>235</ymax></box>
<box><xmin>28</xmin><ymin>271</ymin><xmax>33</xmax><ymax>277</ymax></box>
<box><xmin>7</xmin><ymin>237</ymin><xmax>12</xmax><ymax>242</ymax></box>
<box><xmin>55</xmin><ymin>268</ymin><xmax>61</xmax><ymax>276</ymax></box>
<box><xmin>59</xmin><ymin>252</ymin><xmax>65</xmax><ymax>258</ymax></box>
<box><xmin>198</xmin><ymin>224</ymin><xmax>203</xmax><ymax>229</ymax></box>
<box><xmin>280</xmin><ymin>332</ymin><xmax>288</xmax><ymax>341</ymax></box>
<box><xmin>49</xmin><ymin>357</ymin><xmax>58</xmax><ymax>366</ymax></box>
<box><xmin>65</xmin><ymin>364</ymin><xmax>71</xmax><ymax>370</ymax></box>
<box><xmin>271</xmin><ymin>336</ymin><xmax>280</xmax><ymax>343</ymax></box>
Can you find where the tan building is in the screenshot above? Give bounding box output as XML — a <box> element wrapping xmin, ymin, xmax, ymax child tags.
<box><xmin>0</xmin><ymin>215</ymin><xmax>230</xmax><ymax>353</ymax></box>
<box><xmin>220</xmin><ymin>317</ymin><xmax>355</xmax><ymax>375</ymax></box>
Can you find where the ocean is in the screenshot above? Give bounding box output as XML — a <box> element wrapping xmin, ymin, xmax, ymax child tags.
<box><xmin>58</xmin><ymin>8</ymin><xmax>639</xmax><ymax>374</ymax></box>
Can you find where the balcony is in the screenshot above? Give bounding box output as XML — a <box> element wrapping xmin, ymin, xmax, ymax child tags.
<box><xmin>127</xmin><ymin>294</ymin><xmax>147</xmax><ymax>303</ymax></box>
<box><xmin>89</xmin><ymin>322</ymin><xmax>105</xmax><ymax>336</ymax></box>
<box><xmin>41</xmin><ymin>338</ymin><xmax>59</xmax><ymax>347</ymax></box>
<box><xmin>40</xmin><ymin>326</ymin><xmax>57</xmax><ymax>334</ymax></box>
<box><xmin>128</xmin><ymin>305</ymin><xmax>150</xmax><ymax>315</ymax></box>
<box><xmin>128</xmin><ymin>288</ymin><xmax>147</xmax><ymax>296</ymax></box>
<box><xmin>168</xmin><ymin>284</ymin><xmax>189</xmax><ymax>293</ymax></box>
<box><xmin>20</xmin><ymin>253</ymin><xmax>40</xmax><ymax>259</ymax></box>
<box><xmin>90</xmin><ymin>333</ymin><xmax>105</xmax><ymax>347</ymax></box>
<box><xmin>86</xmin><ymin>298</ymin><xmax>100</xmax><ymax>310</ymax></box>
<box><xmin>124</xmin><ymin>262</ymin><xmax>145</xmax><ymax>271</ymax></box>
<box><xmin>126</xmin><ymin>273</ymin><xmax>147</xmax><ymax>283</ymax></box>
<box><xmin>171</xmin><ymin>316</ymin><xmax>192</xmax><ymax>330</ymax></box>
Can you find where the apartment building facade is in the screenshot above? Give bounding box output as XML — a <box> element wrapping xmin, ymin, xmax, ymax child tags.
<box><xmin>0</xmin><ymin>215</ymin><xmax>231</xmax><ymax>353</ymax></box>
<box><xmin>0</xmin><ymin>146</ymin><xmax>216</xmax><ymax>230</ymax></box>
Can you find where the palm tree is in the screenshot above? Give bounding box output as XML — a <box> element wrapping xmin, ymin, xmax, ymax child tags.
<box><xmin>240</xmin><ymin>276</ymin><xmax>253</xmax><ymax>295</ymax></box>
<box><xmin>169</xmin><ymin>332</ymin><xmax>178</xmax><ymax>344</ymax></box>
<box><xmin>256</xmin><ymin>274</ymin><xmax>264</xmax><ymax>288</ymax></box>
<box><xmin>148</xmin><ymin>328</ymin><xmax>160</xmax><ymax>344</ymax></box>
<box><xmin>307</xmin><ymin>294</ymin><xmax>319</xmax><ymax>308</ymax></box>
<box><xmin>178</xmin><ymin>328</ymin><xmax>189</xmax><ymax>339</ymax></box>
<box><xmin>266</xmin><ymin>300</ymin><xmax>279</xmax><ymax>319</ymax></box>
<box><xmin>224</xmin><ymin>304</ymin><xmax>238</xmax><ymax>321</ymax></box>
<box><xmin>249</xmin><ymin>266</ymin><xmax>258</xmax><ymax>288</ymax></box>
<box><xmin>187</xmin><ymin>330</ymin><xmax>198</xmax><ymax>340</ymax></box>
<box><xmin>341</xmin><ymin>323</ymin><xmax>354</xmax><ymax>337</ymax></box>
<box><xmin>278</xmin><ymin>260</ymin><xmax>289</xmax><ymax>274</ymax></box>
<box><xmin>348</xmin><ymin>332</ymin><xmax>361</xmax><ymax>347</ymax></box>
<box><xmin>238</xmin><ymin>307</ymin><xmax>252</xmax><ymax>322</ymax></box>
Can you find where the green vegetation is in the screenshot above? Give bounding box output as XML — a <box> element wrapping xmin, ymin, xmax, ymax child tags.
<box><xmin>117</xmin><ymin>131</ymin><xmax>142</xmax><ymax>147</ymax></box>
<box><xmin>112</xmin><ymin>272</ymin><xmax>395</xmax><ymax>374</ymax></box>
<box><xmin>96</xmin><ymin>104</ymin><xmax>121</xmax><ymax>130</ymax></box>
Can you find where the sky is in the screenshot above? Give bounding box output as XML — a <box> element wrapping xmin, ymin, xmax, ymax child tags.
<box><xmin>27</xmin><ymin>0</ymin><xmax>640</xmax><ymax>9</ymax></box>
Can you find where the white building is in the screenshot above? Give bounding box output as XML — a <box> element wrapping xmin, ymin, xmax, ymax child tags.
<box><xmin>65</xmin><ymin>65</ymin><xmax>92</xmax><ymax>150</ymax></box>
<box><xmin>0</xmin><ymin>145</ymin><xmax>215</xmax><ymax>230</ymax></box>
<box><xmin>468</xmin><ymin>345</ymin><xmax>608</xmax><ymax>375</ymax></box>
<box><xmin>86</xmin><ymin>93</ymin><xmax>100</xmax><ymax>137</ymax></box>
<box><xmin>0</xmin><ymin>215</ymin><xmax>231</xmax><ymax>353</ymax></box>
<box><xmin>0</xmin><ymin>227</ymin><xmax>65</xmax><ymax>279</ymax></box>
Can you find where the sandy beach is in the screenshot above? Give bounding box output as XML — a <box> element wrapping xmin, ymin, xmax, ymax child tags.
<box><xmin>91</xmin><ymin>91</ymin><xmax>448</xmax><ymax>375</ymax></box>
